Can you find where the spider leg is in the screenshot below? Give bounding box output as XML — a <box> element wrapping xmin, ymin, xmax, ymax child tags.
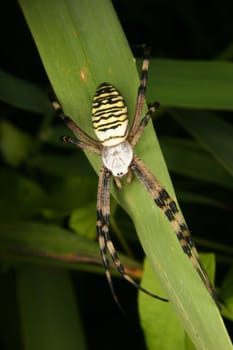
<box><xmin>96</xmin><ymin>166</ymin><xmax>122</xmax><ymax>308</ymax></box>
<box><xmin>98</xmin><ymin>224</ymin><xmax>122</xmax><ymax>309</ymax></box>
<box><xmin>131</xmin><ymin>155</ymin><xmax>219</xmax><ymax>306</ymax></box>
<box><xmin>105</xmin><ymin>232</ymin><xmax>168</xmax><ymax>302</ymax></box>
<box><xmin>96</xmin><ymin>165</ymin><xmax>168</xmax><ymax>303</ymax></box>
<box><xmin>61</xmin><ymin>136</ymin><xmax>101</xmax><ymax>155</ymax></box>
<box><xmin>130</xmin><ymin>102</ymin><xmax>160</xmax><ymax>148</ymax></box>
<box><xmin>49</xmin><ymin>92</ymin><xmax>101</xmax><ymax>149</ymax></box>
<box><xmin>129</xmin><ymin>46</ymin><xmax>151</xmax><ymax>138</ymax></box>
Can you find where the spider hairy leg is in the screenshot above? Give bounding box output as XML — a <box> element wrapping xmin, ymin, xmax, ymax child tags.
<box><xmin>97</xmin><ymin>166</ymin><xmax>168</xmax><ymax>303</ymax></box>
<box><xmin>131</xmin><ymin>155</ymin><xmax>219</xmax><ymax>307</ymax></box>
<box><xmin>114</xmin><ymin>177</ymin><xmax>122</xmax><ymax>190</ymax></box>
<box><xmin>105</xmin><ymin>233</ymin><xmax>168</xmax><ymax>302</ymax></box>
<box><xmin>97</xmin><ymin>227</ymin><xmax>123</xmax><ymax>310</ymax></box>
<box><xmin>157</xmin><ymin>188</ymin><xmax>219</xmax><ymax>306</ymax></box>
<box><xmin>113</xmin><ymin>169</ymin><xmax>134</xmax><ymax>189</ymax></box>
<box><xmin>60</xmin><ymin>136</ymin><xmax>101</xmax><ymax>154</ymax></box>
<box><xmin>126</xmin><ymin>167</ymin><xmax>133</xmax><ymax>184</ymax></box>
<box><xmin>49</xmin><ymin>92</ymin><xmax>101</xmax><ymax>149</ymax></box>
<box><xmin>130</xmin><ymin>102</ymin><xmax>160</xmax><ymax>148</ymax></box>
<box><xmin>129</xmin><ymin>46</ymin><xmax>151</xmax><ymax>137</ymax></box>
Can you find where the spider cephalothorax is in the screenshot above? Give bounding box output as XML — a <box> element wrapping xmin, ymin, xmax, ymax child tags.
<box><xmin>50</xmin><ymin>48</ymin><xmax>218</xmax><ymax>307</ymax></box>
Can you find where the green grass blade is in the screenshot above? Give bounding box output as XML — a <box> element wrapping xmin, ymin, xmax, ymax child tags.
<box><xmin>146</xmin><ymin>59</ymin><xmax>233</xmax><ymax>110</ymax></box>
<box><xmin>171</xmin><ymin>110</ymin><xmax>233</xmax><ymax>176</ymax></box>
<box><xmin>0</xmin><ymin>222</ymin><xmax>142</xmax><ymax>275</ymax></box>
<box><xmin>0</xmin><ymin>120</ymin><xmax>33</xmax><ymax>167</ymax></box>
<box><xmin>17</xmin><ymin>267</ymin><xmax>87</xmax><ymax>350</ymax></box>
<box><xmin>0</xmin><ymin>68</ymin><xmax>49</xmax><ymax>113</ymax></box>
<box><xmin>160</xmin><ymin>137</ymin><xmax>233</xmax><ymax>188</ymax></box>
<box><xmin>139</xmin><ymin>260</ymin><xmax>194</xmax><ymax>350</ymax></box>
<box><xmin>18</xmin><ymin>0</ymin><xmax>232</xmax><ymax>349</ymax></box>
<box><xmin>139</xmin><ymin>257</ymin><xmax>217</xmax><ymax>350</ymax></box>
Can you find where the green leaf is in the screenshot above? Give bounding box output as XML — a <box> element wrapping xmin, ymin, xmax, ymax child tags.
<box><xmin>139</xmin><ymin>260</ymin><xmax>193</xmax><ymax>350</ymax></box>
<box><xmin>46</xmin><ymin>176</ymin><xmax>97</xmax><ymax>212</ymax></box>
<box><xmin>28</xmin><ymin>152</ymin><xmax>94</xmax><ymax>177</ymax></box>
<box><xmin>18</xmin><ymin>0</ymin><xmax>232</xmax><ymax>349</ymax></box>
<box><xmin>0</xmin><ymin>120</ymin><xmax>33</xmax><ymax>166</ymax></box>
<box><xmin>171</xmin><ymin>110</ymin><xmax>233</xmax><ymax>176</ymax></box>
<box><xmin>146</xmin><ymin>59</ymin><xmax>233</xmax><ymax>110</ymax></box>
<box><xmin>160</xmin><ymin>137</ymin><xmax>233</xmax><ymax>188</ymax></box>
<box><xmin>199</xmin><ymin>253</ymin><xmax>216</xmax><ymax>284</ymax></box>
<box><xmin>0</xmin><ymin>68</ymin><xmax>49</xmax><ymax>114</ymax></box>
<box><xmin>0</xmin><ymin>170</ymin><xmax>45</xmax><ymax>222</ymax></box>
<box><xmin>17</xmin><ymin>266</ymin><xmax>87</xmax><ymax>350</ymax></box>
<box><xmin>219</xmin><ymin>267</ymin><xmax>233</xmax><ymax>321</ymax></box>
<box><xmin>175</xmin><ymin>189</ymin><xmax>229</xmax><ymax>210</ymax></box>
<box><xmin>69</xmin><ymin>202</ymin><xmax>97</xmax><ymax>239</ymax></box>
<box><xmin>0</xmin><ymin>221</ymin><xmax>142</xmax><ymax>276</ymax></box>
<box><xmin>139</xmin><ymin>256</ymin><xmax>217</xmax><ymax>350</ymax></box>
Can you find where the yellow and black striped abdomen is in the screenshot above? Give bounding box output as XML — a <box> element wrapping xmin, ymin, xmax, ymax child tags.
<box><xmin>92</xmin><ymin>83</ymin><xmax>128</xmax><ymax>146</ymax></box>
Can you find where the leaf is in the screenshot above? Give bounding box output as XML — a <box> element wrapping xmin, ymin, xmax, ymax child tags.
<box><xmin>171</xmin><ymin>110</ymin><xmax>233</xmax><ymax>176</ymax></box>
<box><xmin>69</xmin><ymin>202</ymin><xmax>97</xmax><ymax>239</ymax></box>
<box><xmin>199</xmin><ymin>253</ymin><xmax>216</xmax><ymax>285</ymax></box>
<box><xmin>146</xmin><ymin>59</ymin><xmax>233</xmax><ymax>110</ymax></box>
<box><xmin>0</xmin><ymin>120</ymin><xmax>33</xmax><ymax>166</ymax></box>
<box><xmin>0</xmin><ymin>68</ymin><xmax>49</xmax><ymax>114</ymax></box>
<box><xmin>219</xmin><ymin>267</ymin><xmax>233</xmax><ymax>321</ymax></box>
<box><xmin>175</xmin><ymin>189</ymin><xmax>229</xmax><ymax>210</ymax></box>
<box><xmin>46</xmin><ymin>176</ymin><xmax>97</xmax><ymax>212</ymax></box>
<box><xmin>160</xmin><ymin>137</ymin><xmax>233</xmax><ymax>188</ymax></box>
<box><xmin>28</xmin><ymin>152</ymin><xmax>95</xmax><ymax>177</ymax></box>
<box><xmin>0</xmin><ymin>221</ymin><xmax>143</xmax><ymax>276</ymax></box>
<box><xmin>139</xmin><ymin>256</ymin><xmax>218</xmax><ymax>350</ymax></box>
<box><xmin>139</xmin><ymin>260</ymin><xmax>193</xmax><ymax>350</ymax></box>
<box><xmin>0</xmin><ymin>169</ymin><xmax>45</xmax><ymax>222</ymax></box>
<box><xmin>17</xmin><ymin>266</ymin><xmax>87</xmax><ymax>350</ymax></box>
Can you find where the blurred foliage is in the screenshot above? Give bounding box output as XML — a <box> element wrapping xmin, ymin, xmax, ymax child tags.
<box><xmin>0</xmin><ymin>0</ymin><xmax>233</xmax><ymax>349</ymax></box>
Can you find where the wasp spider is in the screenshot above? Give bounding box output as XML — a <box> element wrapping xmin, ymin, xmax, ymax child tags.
<box><xmin>50</xmin><ymin>48</ymin><xmax>218</xmax><ymax>307</ymax></box>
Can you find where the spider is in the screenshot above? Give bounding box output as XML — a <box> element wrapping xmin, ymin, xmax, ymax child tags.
<box><xmin>50</xmin><ymin>47</ymin><xmax>218</xmax><ymax>307</ymax></box>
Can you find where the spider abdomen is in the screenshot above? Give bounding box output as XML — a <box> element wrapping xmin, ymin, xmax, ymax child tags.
<box><xmin>92</xmin><ymin>83</ymin><xmax>128</xmax><ymax>147</ymax></box>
